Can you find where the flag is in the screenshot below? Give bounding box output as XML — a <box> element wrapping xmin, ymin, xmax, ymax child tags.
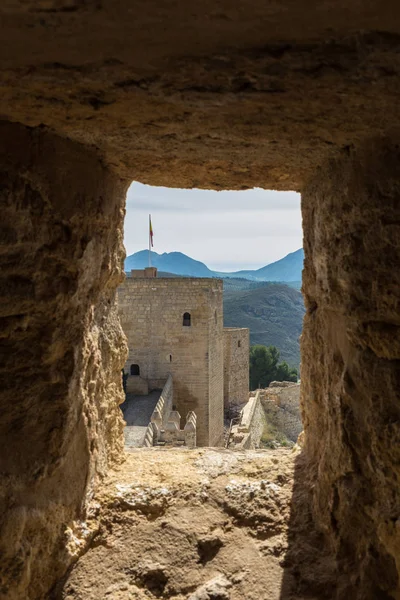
<box><xmin>149</xmin><ymin>215</ymin><xmax>154</xmax><ymax>247</ymax></box>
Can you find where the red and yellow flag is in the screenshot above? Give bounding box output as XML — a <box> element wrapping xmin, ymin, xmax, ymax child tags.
<box><xmin>149</xmin><ymin>214</ymin><xmax>154</xmax><ymax>247</ymax></box>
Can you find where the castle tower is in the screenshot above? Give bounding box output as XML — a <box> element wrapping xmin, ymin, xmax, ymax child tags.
<box><xmin>117</xmin><ymin>275</ymin><xmax>224</xmax><ymax>446</ymax></box>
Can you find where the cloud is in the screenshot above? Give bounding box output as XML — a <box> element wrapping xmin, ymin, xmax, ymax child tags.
<box><xmin>124</xmin><ymin>182</ymin><xmax>302</xmax><ymax>271</ymax></box>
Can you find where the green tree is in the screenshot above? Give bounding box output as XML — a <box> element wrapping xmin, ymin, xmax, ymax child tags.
<box><xmin>276</xmin><ymin>360</ymin><xmax>298</xmax><ymax>383</ymax></box>
<box><xmin>268</xmin><ymin>345</ymin><xmax>280</xmax><ymax>372</ymax></box>
<box><xmin>249</xmin><ymin>345</ymin><xmax>298</xmax><ymax>390</ymax></box>
<box><xmin>249</xmin><ymin>345</ymin><xmax>274</xmax><ymax>390</ymax></box>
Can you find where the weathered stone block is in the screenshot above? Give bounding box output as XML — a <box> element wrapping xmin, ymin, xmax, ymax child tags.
<box><xmin>0</xmin><ymin>122</ymin><xmax>128</xmax><ymax>599</ymax></box>
<box><xmin>301</xmin><ymin>139</ymin><xmax>400</xmax><ymax>597</ymax></box>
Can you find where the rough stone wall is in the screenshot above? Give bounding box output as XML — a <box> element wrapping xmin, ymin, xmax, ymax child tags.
<box><xmin>223</xmin><ymin>328</ymin><xmax>250</xmax><ymax>408</ymax></box>
<box><xmin>125</xmin><ymin>376</ymin><xmax>149</xmax><ymax>395</ymax></box>
<box><xmin>0</xmin><ymin>122</ymin><xmax>127</xmax><ymax>600</ymax></box>
<box><xmin>153</xmin><ymin>374</ymin><xmax>174</xmax><ymax>429</ymax></box>
<box><xmin>243</xmin><ymin>397</ymin><xmax>265</xmax><ymax>449</ymax></box>
<box><xmin>260</xmin><ymin>383</ymin><xmax>302</xmax><ymax>443</ymax></box>
<box><xmin>2</xmin><ymin>6</ymin><xmax>400</xmax><ymax>192</ymax></box>
<box><xmin>301</xmin><ymin>139</ymin><xmax>400</xmax><ymax>598</ymax></box>
<box><xmin>117</xmin><ymin>278</ymin><xmax>224</xmax><ymax>446</ymax></box>
<box><xmin>229</xmin><ymin>391</ymin><xmax>265</xmax><ymax>449</ymax></box>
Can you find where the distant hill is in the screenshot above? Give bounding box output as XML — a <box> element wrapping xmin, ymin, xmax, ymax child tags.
<box><xmin>124</xmin><ymin>264</ymin><xmax>304</xmax><ymax>369</ymax></box>
<box><xmin>125</xmin><ymin>250</ymin><xmax>213</xmax><ymax>277</ymax></box>
<box><xmin>223</xmin><ymin>283</ymin><xmax>305</xmax><ymax>370</ymax></box>
<box><xmin>125</xmin><ymin>248</ymin><xmax>304</xmax><ymax>283</ymax></box>
<box><xmin>222</xmin><ymin>278</ymin><xmax>301</xmax><ymax>292</ymax></box>
<box><xmin>216</xmin><ymin>249</ymin><xmax>304</xmax><ymax>282</ymax></box>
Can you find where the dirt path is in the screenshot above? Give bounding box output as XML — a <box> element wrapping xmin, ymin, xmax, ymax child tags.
<box><xmin>55</xmin><ymin>447</ymin><xmax>336</xmax><ymax>600</ymax></box>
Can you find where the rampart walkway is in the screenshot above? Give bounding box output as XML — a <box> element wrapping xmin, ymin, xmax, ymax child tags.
<box><xmin>121</xmin><ymin>390</ymin><xmax>161</xmax><ymax>448</ymax></box>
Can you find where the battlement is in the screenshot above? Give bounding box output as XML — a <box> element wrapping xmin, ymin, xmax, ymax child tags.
<box><xmin>130</xmin><ymin>267</ymin><xmax>158</xmax><ymax>278</ymax></box>
<box><xmin>122</xmin><ymin>276</ymin><xmax>223</xmax><ymax>287</ymax></box>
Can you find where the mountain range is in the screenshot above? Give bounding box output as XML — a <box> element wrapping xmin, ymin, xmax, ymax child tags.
<box><xmin>125</xmin><ymin>248</ymin><xmax>304</xmax><ymax>283</ymax></box>
<box><xmin>124</xmin><ymin>248</ymin><xmax>304</xmax><ymax>369</ymax></box>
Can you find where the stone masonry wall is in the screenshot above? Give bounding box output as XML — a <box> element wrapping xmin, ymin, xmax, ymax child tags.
<box><xmin>0</xmin><ymin>122</ymin><xmax>127</xmax><ymax>600</ymax></box>
<box><xmin>117</xmin><ymin>278</ymin><xmax>224</xmax><ymax>446</ymax></box>
<box><xmin>223</xmin><ymin>328</ymin><xmax>250</xmax><ymax>408</ymax></box>
<box><xmin>208</xmin><ymin>285</ymin><xmax>224</xmax><ymax>447</ymax></box>
<box><xmin>301</xmin><ymin>139</ymin><xmax>400</xmax><ymax>598</ymax></box>
<box><xmin>229</xmin><ymin>391</ymin><xmax>265</xmax><ymax>449</ymax></box>
<box><xmin>153</xmin><ymin>374</ymin><xmax>174</xmax><ymax>429</ymax></box>
<box><xmin>259</xmin><ymin>383</ymin><xmax>302</xmax><ymax>443</ymax></box>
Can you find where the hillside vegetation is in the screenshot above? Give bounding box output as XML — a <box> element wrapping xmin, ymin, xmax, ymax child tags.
<box><xmin>223</xmin><ymin>283</ymin><xmax>304</xmax><ymax>369</ymax></box>
<box><xmin>222</xmin><ymin>278</ymin><xmax>302</xmax><ymax>292</ymax></box>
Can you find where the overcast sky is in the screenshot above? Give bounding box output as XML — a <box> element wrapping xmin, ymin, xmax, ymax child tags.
<box><xmin>124</xmin><ymin>182</ymin><xmax>302</xmax><ymax>271</ymax></box>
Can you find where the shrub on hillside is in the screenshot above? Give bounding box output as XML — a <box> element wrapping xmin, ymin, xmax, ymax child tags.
<box><xmin>249</xmin><ymin>344</ymin><xmax>297</xmax><ymax>390</ymax></box>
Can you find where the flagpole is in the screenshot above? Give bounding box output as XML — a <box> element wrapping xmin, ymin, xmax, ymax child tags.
<box><xmin>148</xmin><ymin>214</ymin><xmax>151</xmax><ymax>267</ymax></box>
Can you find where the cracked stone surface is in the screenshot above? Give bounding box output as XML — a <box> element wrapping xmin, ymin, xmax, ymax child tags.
<box><xmin>56</xmin><ymin>447</ymin><xmax>337</xmax><ymax>600</ymax></box>
<box><xmin>301</xmin><ymin>138</ymin><xmax>400</xmax><ymax>599</ymax></box>
<box><xmin>1</xmin><ymin>3</ymin><xmax>400</xmax><ymax>189</ymax></box>
<box><xmin>0</xmin><ymin>121</ymin><xmax>128</xmax><ymax>600</ymax></box>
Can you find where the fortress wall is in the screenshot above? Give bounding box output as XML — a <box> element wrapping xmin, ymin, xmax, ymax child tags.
<box><xmin>260</xmin><ymin>402</ymin><xmax>302</xmax><ymax>443</ymax></box>
<box><xmin>259</xmin><ymin>384</ymin><xmax>302</xmax><ymax>443</ymax></box>
<box><xmin>223</xmin><ymin>328</ymin><xmax>250</xmax><ymax>408</ymax></box>
<box><xmin>156</xmin><ymin>374</ymin><xmax>174</xmax><ymax>428</ymax></box>
<box><xmin>207</xmin><ymin>284</ymin><xmax>224</xmax><ymax>446</ymax></box>
<box><xmin>117</xmin><ymin>278</ymin><xmax>224</xmax><ymax>446</ymax></box>
<box><xmin>230</xmin><ymin>391</ymin><xmax>265</xmax><ymax>449</ymax></box>
<box><xmin>276</xmin><ymin>384</ymin><xmax>302</xmax><ymax>418</ymax></box>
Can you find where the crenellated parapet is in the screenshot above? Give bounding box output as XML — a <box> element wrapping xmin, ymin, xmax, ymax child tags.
<box><xmin>226</xmin><ymin>391</ymin><xmax>264</xmax><ymax>450</ymax></box>
<box><xmin>151</xmin><ymin>409</ymin><xmax>197</xmax><ymax>448</ymax></box>
<box><xmin>141</xmin><ymin>375</ymin><xmax>197</xmax><ymax>448</ymax></box>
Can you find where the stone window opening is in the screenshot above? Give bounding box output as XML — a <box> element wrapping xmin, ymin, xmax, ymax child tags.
<box><xmin>238</xmin><ymin>340</ymin><xmax>241</xmax><ymax>348</ymax></box>
<box><xmin>6</xmin><ymin>12</ymin><xmax>400</xmax><ymax>597</ymax></box>
<box><xmin>169</xmin><ymin>354</ymin><xmax>172</xmax><ymax>362</ymax></box>
<box><xmin>130</xmin><ymin>363</ymin><xmax>140</xmax><ymax>376</ymax></box>
<box><xmin>183</xmin><ymin>312</ymin><xmax>191</xmax><ymax>326</ymax></box>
